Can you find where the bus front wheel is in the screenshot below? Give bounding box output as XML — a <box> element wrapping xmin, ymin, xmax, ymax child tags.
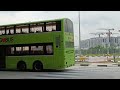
<box><xmin>33</xmin><ymin>61</ymin><xmax>43</xmax><ymax>71</ymax></box>
<box><xmin>17</xmin><ymin>61</ymin><xmax>26</xmax><ymax>71</ymax></box>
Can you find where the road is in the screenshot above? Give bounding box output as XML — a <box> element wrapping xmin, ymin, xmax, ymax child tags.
<box><xmin>0</xmin><ymin>64</ymin><xmax>120</xmax><ymax>79</ymax></box>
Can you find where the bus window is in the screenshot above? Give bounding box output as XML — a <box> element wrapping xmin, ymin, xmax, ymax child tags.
<box><xmin>22</xmin><ymin>27</ymin><xmax>29</xmax><ymax>34</ymax></box>
<box><xmin>33</xmin><ymin>26</ymin><xmax>43</xmax><ymax>33</ymax></box>
<box><xmin>6</xmin><ymin>46</ymin><xmax>14</xmax><ymax>55</ymax></box>
<box><xmin>36</xmin><ymin>26</ymin><xmax>43</xmax><ymax>33</ymax></box>
<box><xmin>10</xmin><ymin>29</ymin><xmax>14</xmax><ymax>34</ymax></box>
<box><xmin>56</xmin><ymin>21</ymin><xmax>61</xmax><ymax>31</ymax></box>
<box><xmin>22</xmin><ymin>28</ymin><xmax>29</xmax><ymax>33</ymax></box>
<box><xmin>46</xmin><ymin>22</ymin><xmax>56</xmax><ymax>32</ymax></box>
<box><xmin>30</xmin><ymin>23</ymin><xmax>44</xmax><ymax>33</ymax></box>
<box><xmin>22</xmin><ymin>46</ymin><xmax>29</xmax><ymax>54</ymax></box>
<box><xmin>65</xmin><ymin>20</ymin><xmax>68</xmax><ymax>32</ymax></box>
<box><xmin>16</xmin><ymin>47</ymin><xmax>22</xmax><ymax>54</ymax></box>
<box><xmin>6</xmin><ymin>29</ymin><xmax>10</xmax><ymax>35</ymax></box>
<box><xmin>1</xmin><ymin>30</ymin><xmax>5</xmax><ymax>35</ymax></box>
<box><xmin>46</xmin><ymin>25</ymin><xmax>52</xmax><ymax>32</ymax></box>
<box><xmin>30</xmin><ymin>26</ymin><xmax>36</xmax><ymax>33</ymax></box>
<box><xmin>36</xmin><ymin>23</ymin><xmax>44</xmax><ymax>33</ymax></box>
<box><xmin>52</xmin><ymin>25</ymin><xmax>56</xmax><ymax>31</ymax></box>
<box><xmin>11</xmin><ymin>47</ymin><xmax>14</xmax><ymax>54</ymax></box>
<box><xmin>0</xmin><ymin>31</ymin><xmax>2</xmax><ymax>35</ymax></box>
<box><xmin>6</xmin><ymin>26</ymin><xmax>14</xmax><ymax>35</ymax></box>
<box><xmin>0</xmin><ymin>27</ymin><xmax>5</xmax><ymax>35</ymax></box>
<box><xmin>65</xmin><ymin>19</ymin><xmax>73</xmax><ymax>33</ymax></box>
<box><xmin>31</xmin><ymin>46</ymin><xmax>44</xmax><ymax>55</ymax></box>
<box><xmin>16</xmin><ymin>25</ymin><xmax>29</xmax><ymax>34</ymax></box>
<box><xmin>21</xmin><ymin>26</ymin><xmax>29</xmax><ymax>34</ymax></box>
<box><xmin>16</xmin><ymin>27</ymin><xmax>21</xmax><ymax>34</ymax></box>
<box><xmin>46</xmin><ymin>45</ymin><xmax>53</xmax><ymax>54</ymax></box>
<box><xmin>38</xmin><ymin>46</ymin><xmax>44</xmax><ymax>54</ymax></box>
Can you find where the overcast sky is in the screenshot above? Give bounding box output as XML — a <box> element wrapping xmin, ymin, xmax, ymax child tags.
<box><xmin>80</xmin><ymin>11</ymin><xmax>120</xmax><ymax>41</ymax></box>
<box><xmin>1</xmin><ymin>11</ymin><xmax>120</xmax><ymax>47</ymax></box>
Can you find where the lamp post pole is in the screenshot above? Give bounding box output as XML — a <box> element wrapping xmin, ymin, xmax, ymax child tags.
<box><xmin>78</xmin><ymin>11</ymin><xmax>81</xmax><ymax>56</ymax></box>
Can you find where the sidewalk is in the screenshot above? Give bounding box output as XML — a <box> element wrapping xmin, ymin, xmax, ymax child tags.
<box><xmin>90</xmin><ymin>63</ymin><xmax>118</xmax><ymax>67</ymax></box>
<box><xmin>75</xmin><ymin>62</ymin><xmax>119</xmax><ymax>67</ymax></box>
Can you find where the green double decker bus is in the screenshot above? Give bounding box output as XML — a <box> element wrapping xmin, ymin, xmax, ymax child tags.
<box><xmin>0</xmin><ymin>18</ymin><xmax>75</xmax><ymax>71</ymax></box>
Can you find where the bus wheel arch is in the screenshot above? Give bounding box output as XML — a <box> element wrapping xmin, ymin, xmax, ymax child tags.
<box><xmin>17</xmin><ymin>61</ymin><xmax>27</xmax><ymax>71</ymax></box>
<box><xmin>33</xmin><ymin>60</ymin><xmax>43</xmax><ymax>71</ymax></box>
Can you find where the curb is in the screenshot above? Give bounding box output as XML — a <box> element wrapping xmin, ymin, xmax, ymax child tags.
<box><xmin>96</xmin><ymin>64</ymin><xmax>119</xmax><ymax>67</ymax></box>
<box><xmin>79</xmin><ymin>64</ymin><xmax>119</xmax><ymax>67</ymax></box>
<box><xmin>78</xmin><ymin>63</ymin><xmax>120</xmax><ymax>67</ymax></box>
<box><xmin>118</xmin><ymin>64</ymin><xmax>120</xmax><ymax>67</ymax></box>
<box><xmin>97</xmin><ymin>65</ymin><xmax>107</xmax><ymax>67</ymax></box>
<box><xmin>80</xmin><ymin>64</ymin><xmax>89</xmax><ymax>66</ymax></box>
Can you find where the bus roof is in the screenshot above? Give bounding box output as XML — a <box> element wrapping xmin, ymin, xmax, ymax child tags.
<box><xmin>0</xmin><ymin>18</ymin><xmax>69</xmax><ymax>27</ymax></box>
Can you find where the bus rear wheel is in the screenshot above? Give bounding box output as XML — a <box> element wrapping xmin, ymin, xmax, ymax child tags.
<box><xmin>17</xmin><ymin>61</ymin><xmax>26</xmax><ymax>71</ymax></box>
<box><xmin>33</xmin><ymin>61</ymin><xmax>43</xmax><ymax>71</ymax></box>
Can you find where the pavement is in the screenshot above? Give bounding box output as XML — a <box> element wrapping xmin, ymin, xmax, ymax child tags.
<box><xmin>76</xmin><ymin>62</ymin><xmax>119</xmax><ymax>67</ymax></box>
<box><xmin>0</xmin><ymin>63</ymin><xmax>120</xmax><ymax>79</ymax></box>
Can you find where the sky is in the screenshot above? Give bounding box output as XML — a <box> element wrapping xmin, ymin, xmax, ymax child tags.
<box><xmin>1</xmin><ymin>11</ymin><xmax>120</xmax><ymax>47</ymax></box>
<box><xmin>80</xmin><ymin>11</ymin><xmax>120</xmax><ymax>40</ymax></box>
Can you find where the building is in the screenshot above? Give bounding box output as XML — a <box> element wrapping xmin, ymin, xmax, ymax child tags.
<box><xmin>81</xmin><ymin>37</ymin><xmax>120</xmax><ymax>50</ymax></box>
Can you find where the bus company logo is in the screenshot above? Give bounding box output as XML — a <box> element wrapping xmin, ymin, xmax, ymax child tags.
<box><xmin>0</xmin><ymin>37</ymin><xmax>13</xmax><ymax>43</ymax></box>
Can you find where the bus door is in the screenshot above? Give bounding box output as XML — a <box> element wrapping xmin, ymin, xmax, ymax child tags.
<box><xmin>0</xmin><ymin>46</ymin><xmax>6</xmax><ymax>69</ymax></box>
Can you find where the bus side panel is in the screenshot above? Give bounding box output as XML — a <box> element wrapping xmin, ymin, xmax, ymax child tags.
<box><xmin>6</xmin><ymin>56</ymin><xmax>66</xmax><ymax>70</ymax></box>
<box><xmin>53</xmin><ymin>32</ymin><xmax>65</xmax><ymax>70</ymax></box>
<box><xmin>63</xmin><ymin>19</ymin><xmax>75</xmax><ymax>68</ymax></box>
<box><xmin>53</xmin><ymin>49</ymin><xmax>64</xmax><ymax>70</ymax></box>
<box><xmin>64</xmin><ymin>48</ymin><xmax>75</xmax><ymax>68</ymax></box>
<box><xmin>6</xmin><ymin>56</ymin><xmax>55</xmax><ymax>70</ymax></box>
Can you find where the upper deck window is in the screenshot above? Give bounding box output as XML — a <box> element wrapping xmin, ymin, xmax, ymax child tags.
<box><xmin>0</xmin><ymin>27</ymin><xmax>5</xmax><ymax>35</ymax></box>
<box><xmin>0</xmin><ymin>20</ymin><xmax>62</xmax><ymax>36</ymax></box>
<box><xmin>16</xmin><ymin>27</ymin><xmax>21</xmax><ymax>34</ymax></box>
<box><xmin>6</xmin><ymin>26</ymin><xmax>14</xmax><ymax>35</ymax></box>
<box><xmin>16</xmin><ymin>24</ymin><xmax>29</xmax><ymax>34</ymax></box>
<box><xmin>65</xmin><ymin>19</ymin><xmax>73</xmax><ymax>33</ymax></box>
<box><xmin>46</xmin><ymin>22</ymin><xmax>56</xmax><ymax>32</ymax></box>
<box><xmin>30</xmin><ymin>23</ymin><xmax>44</xmax><ymax>33</ymax></box>
<box><xmin>56</xmin><ymin>21</ymin><xmax>61</xmax><ymax>31</ymax></box>
<box><xmin>22</xmin><ymin>27</ymin><xmax>29</xmax><ymax>34</ymax></box>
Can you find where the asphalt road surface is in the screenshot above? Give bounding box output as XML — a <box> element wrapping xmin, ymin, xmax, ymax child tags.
<box><xmin>0</xmin><ymin>64</ymin><xmax>120</xmax><ymax>79</ymax></box>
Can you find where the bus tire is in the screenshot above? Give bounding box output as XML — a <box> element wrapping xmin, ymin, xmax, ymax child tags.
<box><xmin>17</xmin><ymin>61</ymin><xmax>26</xmax><ymax>71</ymax></box>
<box><xmin>33</xmin><ymin>61</ymin><xmax>43</xmax><ymax>71</ymax></box>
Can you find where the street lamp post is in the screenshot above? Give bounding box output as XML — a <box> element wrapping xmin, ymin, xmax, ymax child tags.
<box><xmin>78</xmin><ymin>11</ymin><xmax>81</xmax><ymax>56</ymax></box>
